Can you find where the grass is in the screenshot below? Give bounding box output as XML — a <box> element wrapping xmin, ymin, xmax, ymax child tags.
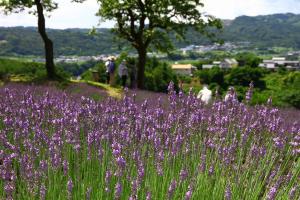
<box><xmin>0</xmin><ymin>56</ymin><xmax>37</xmax><ymax>62</ymax></box>
<box><xmin>71</xmin><ymin>79</ymin><xmax>123</xmax><ymax>99</ymax></box>
<box><xmin>0</xmin><ymin>73</ymin><xmax>122</xmax><ymax>100</ymax></box>
<box><xmin>8</xmin><ymin>74</ymin><xmax>33</xmax><ymax>82</ymax></box>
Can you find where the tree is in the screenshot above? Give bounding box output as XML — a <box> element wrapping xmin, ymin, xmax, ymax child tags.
<box><xmin>235</xmin><ymin>52</ymin><xmax>262</xmax><ymax>68</ymax></box>
<box><xmin>96</xmin><ymin>0</ymin><xmax>222</xmax><ymax>89</ymax></box>
<box><xmin>225</xmin><ymin>67</ymin><xmax>266</xmax><ymax>89</ymax></box>
<box><xmin>197</xmin><ymin>66</ymin><xmax>225</xmax><ymax>86</ymax></box>
<box><xmin>0</xmin><ymin>0</ymin><xmax>57</xmax><ymax>79</ymax></box>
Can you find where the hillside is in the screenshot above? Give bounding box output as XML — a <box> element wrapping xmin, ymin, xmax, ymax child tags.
<box><xmin>1</xmin><ymin>13</ymin><xmax>300</xmax><ymax>56</ymax></box>
<box><xmin>0</xmin><ymin>27</ymin><xmax>121</xmax><ymax>56</ymax></box>
<box><xmin>223</xmin><ymin>13</ymin><xmax>300</xmax><ymax>48</ymax></box>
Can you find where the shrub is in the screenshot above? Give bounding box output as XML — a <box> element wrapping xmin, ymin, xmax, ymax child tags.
<box><xmin>225</xmin><ymin>67</ymin><xmax>266</xmax><ymax>89</ymax></box>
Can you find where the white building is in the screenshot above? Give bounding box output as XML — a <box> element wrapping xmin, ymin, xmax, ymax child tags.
<box><xmin>259</xmin><ymin>57</ymin><xmax>300</xmax><ymax>70</ymax></box>
<box><xmin>202</xmin><ymin>64</ymin><xmax>214</xmax><ymax>69</ymax></box>
<box><xmin>221</xmin><ymin>59</ymin><xmax>238</xmax><ymax>69</ymax></box>
<box><xmin>202</xmin><ymin>59</ymin><xmax>238</xmax><ymax>69</ymax></box>
<box><xmin>171</xmin><ymin>64</ymin><xmax>196</xmax><ymax>76</ymax></box>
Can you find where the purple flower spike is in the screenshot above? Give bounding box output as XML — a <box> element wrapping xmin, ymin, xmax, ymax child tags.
<box><xmin>185</xmin><ymin>190</ymin><xmax>192</xmax><ymax>200</ymax></box>
<box><xmin>67</xmin><ymin>178</ymin><xmax>73</xmax><ymax>199</ymax></box>
<box><xmin>245</xmin><ymin>81</ymin><xmax>254</xmax><ymax>103</ymax></box>
<box><xmin>225</xmin><ymin>185</ymin><xmax>232</xmax><ymax>200</ymax></box>
<box><xmin>266</xmin><ymin>185</ymin><xmax>278</xmax><ymax>200</ymax></box>
<box><xmin>179</xmin><ymin>169</ymin><xmax>188</xmax><ymax>182</ymax></box>
<box><xmin>168</xmin><ymin>179</ymin><xmax>177</xmax><ymax>198</ymax></box>
<box><xmin>114</xmin><ymin>182</ymin><xmax>122</xmax><ymax>199</ymax></box>
<box><xmin>146</xmin><ymin>191</ymin><xmax>151</xmax><ymax>200</ymax></box>
<box><xmin>40</xmin><ymin>184</ymin><xmax>46</xmax><ymax>200</ymax></box>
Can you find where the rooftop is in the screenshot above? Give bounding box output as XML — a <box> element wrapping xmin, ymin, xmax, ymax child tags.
<box><xmin>171</xmin><ymin>64</ymin><xmax>196</xmax><ymax>70</ymax></box>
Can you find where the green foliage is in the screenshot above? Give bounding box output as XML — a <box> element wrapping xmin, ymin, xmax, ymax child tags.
<box><xmin>0</xmin><ymin>58</ymin><xmax>44</xmax><ymax>78</ymax></box>
<box><xmin>194</xmin><ymin>65</ymin><xmax>300</xmax><ymax>108</ymax></box>
<box><xmin>281</xmin><ymin>72</ymin><xmax>300</xmax><ymax>108</ymax></box>
<box><xmin>81</xmin><ymin>70</ymin><xmax>93</xmax><ymax>81</ymax></box>
<box><xmin>225</xmin><ymin>67</ymin><xmax>266</xmax><ymax>89</ymax></box>
<box><xmin>144</xmin><ymin>58</ymin><xmax>178</xmax><ymax>92</ymax></box>
<box><xmin>3</xmin><ymin>13</ymin><xmax>300</xmax><ymax>57</ymax></box>
<box><xmin>80</xmin><ymin>61</ymin><xmax>107</xmax><ymax>83</ymax></box>
<box><xmin>0</xmin><ymin>58</ymin><xmax>70</xmax><ymax>81</ymax></box>
<box><xmin>167</xmin><ymin>51</ymin><xmax>185</xmax><ymax>61</ymax></box>
<box><xmin>96</xmin><ymin>62</ymin><xmax>107</xmax><ymax>83</ymax></box>
<box><xmin>96</xmin><ymin>0</ymin><xmax>222</xmax><ymax>51</ymax></box>
<box><xmin>0</xmin><ymin>27</ymin><xmax>120</xmax><ymax>56</ymax></box>
<box><xmin>196</xmin><ymin>67</ymin><xmax>225</xmax><ymax>87</ymax></box>
<box><xmin>223</xmin><ymin>13</ymin><xmax>300</xmax><ymax>49</ymax></box>
<box><xmin>0</xmin><ymin>0</ymin><xmax>58</xmax><ymax>13</ymax></box>
<box><xmin>177</xmin><ymin>75</ymin><xmax>192</xmax><ymax>84</ymax></box>
<box><xmin>235</xmin><ymin>52</ymin><xmax>262</xmax><ymax>68</ymax></box>
<box><xmin>96</xmin><ymin>0</ymin><xmax>221</xmax><ymax>88</ymax></box>
<box><xmin>282</xmin><ymin>90</ymin><xmax>300</xmax><ymax>109</ymax></box>
<box><xmin>58</xmin><ymin>60</ymin><xmax>98</xmax><ymax>76</ymax></box>
<box><xmin>249</xmin><ymin>71</ymin><xmax>300</xmax><ymax>108</ymax></box>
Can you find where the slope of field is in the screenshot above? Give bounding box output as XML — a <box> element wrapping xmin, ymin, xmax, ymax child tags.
<box><xmin>0</xmin><ymin>83</ymin><xmax>299</xmax><ymax>199</ymax></box>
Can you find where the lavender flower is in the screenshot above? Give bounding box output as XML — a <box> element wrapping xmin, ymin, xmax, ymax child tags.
<box><xmin>114</xmin><ymin>182</ymin><xmax>122</xmax><ymax>199</ymax></box>
<box><xmin>168</xmin><ymin>179</ymin><xmax>177</xmax><ymax>198</ymax></box>
<box><xmin>40</xmin><ymin>184</ymin><xmax>46</xmax><ymax>200</ymax></box>
<box><xmin>146</xmin><ymin>191</ymin><xmax>151</xmax><ymax>200</ymax></box>
<box><xmin>63</xmin><ymin>160</ymin><xmax>69</xmax><ymax>176</ymax></box>
<box><xmin>289</xmin><ymin>186</ymin><xmax>297</xmax><ymax>199</ymax></box>
<box><xmin>185</xmin><ymin>190</ymin><xmax>192</xmax><ymax>200</ymax></box>
<box><xmin>225</xmin><ymin>185</ymin><xmax>232</xmax><ymax>200</ymax></box>
<box><xmin>266</xmin><ymin>185</ymin><xmax>278</xmax><ymax>200</ymax></box>
<box><xmin>67</xmin><ymin>178</ymin><xmax>73</xmax><ymax>199</ymax></box>
<box><xmin>0</xmin><ymin>82</ymin><xmax>299</xmax><ymax>199</ymax></box>
<box><xmin>179</xmin><ymin>169</ymin><xmax>188</xmax><ymax>182</ymax></box>
<box><xmin>245</xmin><ymin>81</ymin><xmax>254</xmax><ymax>103</ymax></box>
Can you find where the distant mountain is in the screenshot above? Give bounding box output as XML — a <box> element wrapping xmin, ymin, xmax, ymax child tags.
<box><xmin>1</xmin><ymin>13</ymin><xmax>300</xmax><ymax>56</ymax></box>
<box><xmin>223</xmin><ymin>13</ymin><xmax>300</xmax><ymax>48</ymax></box>
<box><xmin>0</xmin><ymin>26</ymin><xmax>120</xmax><ymax>56</ymax></box>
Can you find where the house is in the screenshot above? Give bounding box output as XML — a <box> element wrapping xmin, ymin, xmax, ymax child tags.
<box><xmin>202</xmin><ymin>64</ymin><xmax>214</xmax><ymax>69</ymax></box>
<box><xmin>202</xmin><ymin>59</ymin><xmax>238</xmax><ymax>69</ymax></box>
<box><xmin>259</xmin><ymin>57</ymin><xmax>300</xmax><ymax>70</ymax></box>
<box><xmin>221</xmin><ymin>59</ymin><xmax>238</xmax><ymax>68</ymax></box>
<box><xmin>171</xmin><ymin>64</ymin><xmax>196</xmax><ymax>76</ymax></box>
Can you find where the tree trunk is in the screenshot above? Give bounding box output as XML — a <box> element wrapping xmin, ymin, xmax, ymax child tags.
<box><xmin>137</xmin><ymin>47</ymin><xmax>147</xmax><ymax>89</ymax></box>
<box><xmin>35</xmin><ymin>0</ymin><xmax>56</xmax><ymax>79</ymax></box>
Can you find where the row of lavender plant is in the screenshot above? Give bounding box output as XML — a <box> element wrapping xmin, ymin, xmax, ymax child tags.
<box><xmin>0</xmin><ymin>83</ymin><xmax>299</xmax><ymax>199</ymax></box>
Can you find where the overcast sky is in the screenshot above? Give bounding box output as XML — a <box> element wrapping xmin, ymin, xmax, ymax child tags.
<box><xmin>0</xmin><ymin>0</ymin><xmax>300</xmax><ymax>29</ymax></box>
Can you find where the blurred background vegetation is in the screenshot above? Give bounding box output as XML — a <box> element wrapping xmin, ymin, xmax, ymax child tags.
<box><xmin>1</xmin><ymin>52</ymin><xmax>300</xmax><ymax>108</ymax></box>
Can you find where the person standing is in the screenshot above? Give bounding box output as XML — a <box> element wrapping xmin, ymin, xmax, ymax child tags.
<box><xmin>105</xmin><ymin>57</ymin><xmax>116</xmax><ymax>86</ymax></box>
<box><xmin>105</xmin><ymin>58</ymin><xmax>111</xmax><ymax>84</ymax></box>
<box><xmin>118</xmin><ymin>60</ymin><xmax>129</xmax><ymax>87</ymax></box>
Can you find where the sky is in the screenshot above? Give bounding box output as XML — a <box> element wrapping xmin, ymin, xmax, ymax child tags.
<box><xmin>0</xmin><ymin>0</ymin><xmax>300</xmax><ymax>29</ymax></box>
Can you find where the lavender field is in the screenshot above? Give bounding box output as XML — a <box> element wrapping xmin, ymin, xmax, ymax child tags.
<box><xmin>0</xmin><ymin>83</ymin><xmax>299</xmax><ymax>200</ymax></box>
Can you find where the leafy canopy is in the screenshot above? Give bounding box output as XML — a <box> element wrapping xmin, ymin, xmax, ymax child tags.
<box><xmin>96</xmin><ymin>0</ymin><xmax>222</xmax><ymax>51</ymax></box>
<box><xmin>0</xmin><ymin>0</ymin><xmax>58</xmax><ymax>13</ymax></box>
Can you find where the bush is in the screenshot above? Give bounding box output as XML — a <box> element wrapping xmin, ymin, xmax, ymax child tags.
<box><xmin>145</xmin><ymin>58</ymin><xmax>178</xmax><ymax>93</ymax></box>
<box><xmin>225</xmin><ymin>67</ymin><xmax>266</xmax><ymax>89</ymax></box>
<box><xmin>178</xmin><ymin>75</ymin><xmax>192</xmax><ymax>84</ymax></box>
<box><xmin>0</xmin><ymin>58</ymin><xmax>47</xmax><ymax>81</ymax></box>
<box><xmin>196</xmin><ymin>66</ymin><xmax>225</xmax><ymax>87</ymax></box>
<box><xmin>58</xmin><ymin>60</ymin><xmax>98</xmax><ymax>76</ymax></box>
<box><xmin>281</xmin><ymin>71</ymin><xmax>300</xmax><ymax>108</ymax></box>
<box><xmin>235</xmin><ymin>52</ymin><xmax>262</xmax><ymax>68</ymax></box>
